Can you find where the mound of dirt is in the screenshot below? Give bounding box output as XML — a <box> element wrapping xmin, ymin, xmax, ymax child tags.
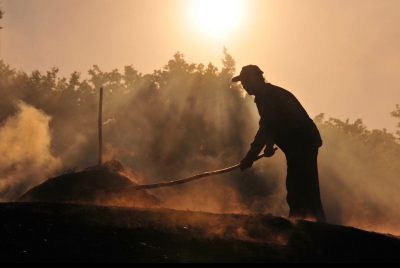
<box><xmin>18</xmin><ymin>160</ymin><xmax>160</xmax><ymax>207</ymax></box>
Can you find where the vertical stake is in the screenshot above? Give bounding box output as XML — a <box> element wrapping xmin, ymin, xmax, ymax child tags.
<box><xmin>98</xmin><ymin>87</ymin><xmax>103</xmax><ymax>165</ymax></box>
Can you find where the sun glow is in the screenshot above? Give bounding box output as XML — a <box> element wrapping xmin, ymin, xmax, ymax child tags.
<box><xmin>190</xmin><ymin>0</ymin><xmax>245</xmax><ymax>39</ymax></box>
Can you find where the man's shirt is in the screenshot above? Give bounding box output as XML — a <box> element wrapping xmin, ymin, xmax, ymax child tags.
<box><xmin>251</xmin><ymin>83</ymin><xmax>322</xmax><ymax>154</ymax></box>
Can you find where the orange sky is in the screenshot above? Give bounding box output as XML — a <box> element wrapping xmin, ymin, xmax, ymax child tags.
<box><xmin>1</xmin><ymin>0</ymin><xmax>399</xmax><ymax>132</ymax></box>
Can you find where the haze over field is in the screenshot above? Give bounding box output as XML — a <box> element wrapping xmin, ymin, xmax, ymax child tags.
<box><xmin>0</xmin><ymin>1</ymin><xmax>400</xmax><ymax>237</ymax></box>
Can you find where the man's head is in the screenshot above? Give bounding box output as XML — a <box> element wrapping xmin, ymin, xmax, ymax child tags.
<box><xmin>232</xmin><ymin>65</ymin><xmax>265</xmax><ymax>95</ymax></box>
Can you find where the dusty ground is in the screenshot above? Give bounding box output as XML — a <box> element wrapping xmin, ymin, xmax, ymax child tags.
<box><xmin>1</xmin><ymin>202</ymin><xmax>399</xmax><ymax>262</ymax></box>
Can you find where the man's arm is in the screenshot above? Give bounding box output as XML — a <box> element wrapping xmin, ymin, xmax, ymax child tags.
<box><xmin>240</xmin><ymin>119</ymin><xmax>275</xmax><ymax>170</ymax></box>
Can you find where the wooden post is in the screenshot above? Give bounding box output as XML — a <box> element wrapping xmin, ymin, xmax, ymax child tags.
<box><xmin>98</xmin><ymin>87</ymin><xmax>103</xmax><ymax>165</ymax></box>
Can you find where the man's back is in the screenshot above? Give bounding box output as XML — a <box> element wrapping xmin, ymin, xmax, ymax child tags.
<box><xmin>255</xmin><ymin>83</ymin><xmax>322</xmax><ymax>152</ymax></box>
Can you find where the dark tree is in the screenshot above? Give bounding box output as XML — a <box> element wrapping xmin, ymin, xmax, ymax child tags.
<box><xmin>0</xmin><ymin>9</ymin><xmax>3</xmax><ymax>29</ymax></box>
<box><xmin>391</xmin><ymin>104</ymin><xmax>400</xmax><ymax>138</ymax></box>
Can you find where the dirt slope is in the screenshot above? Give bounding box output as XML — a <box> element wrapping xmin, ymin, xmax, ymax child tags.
<box><xmin>1</xmin><ymin>202</ymin><xmax>399</xmax><ymax>262</ymax></box>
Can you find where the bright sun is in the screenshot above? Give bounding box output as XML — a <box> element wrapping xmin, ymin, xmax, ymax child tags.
<box><xmin>190</xmin><ymin>0</ymin><xmax>245</xmax><ymax>39</ymax></box>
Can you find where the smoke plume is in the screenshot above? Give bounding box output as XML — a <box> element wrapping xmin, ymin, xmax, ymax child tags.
<box><xmin>0</xmin><ymin>101</ymin><xmax>61</xmax><ymax>201</ymax></box>
<box><xmin>316</xmin><ymin>119</ymin><xmax>400</xmax><ymax>235</ymax></box>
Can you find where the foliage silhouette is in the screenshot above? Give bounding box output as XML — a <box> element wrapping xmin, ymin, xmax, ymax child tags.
<box><xmin>0</xmin><ymin>52</ymin><xmax>400</xmax><ymax>231</ymax></box>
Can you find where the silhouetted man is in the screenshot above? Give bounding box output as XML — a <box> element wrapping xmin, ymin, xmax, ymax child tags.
<box><xmin>232</xmin><ymin>65</ymin><xmax>326</xmax><ymax>222</ymax></box>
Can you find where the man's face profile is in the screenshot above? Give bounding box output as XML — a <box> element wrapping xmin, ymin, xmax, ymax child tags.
<box><xmin>241</xmin><ymin>78</ymin><xmax>257</xmax><ymax>96</ymax></box>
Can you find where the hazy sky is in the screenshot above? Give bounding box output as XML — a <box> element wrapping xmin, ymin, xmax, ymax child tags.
<box><xmin>1</xmin><ymin>0</ymin><xmax>399</xmax><ymax>131</ymax></box>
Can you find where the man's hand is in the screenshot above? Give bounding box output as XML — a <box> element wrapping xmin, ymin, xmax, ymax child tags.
<box><xmin>240</xmin><ymin>157</ymin><xmax>254</xmax><ymax>171</ymax></box>
<box><xmin>264</xmin><ymin>146</ymin><xmax>277</xmax><ymax>158</ymax></box>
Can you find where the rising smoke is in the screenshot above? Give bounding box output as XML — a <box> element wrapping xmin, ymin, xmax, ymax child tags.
<box><xmin>317</xmin><ymin>118</ymin><xmax>400</xmax><ymax>235</ymax></box>
<box><xmin>0</xmin><ymin>101</ymin><xmax>61</xmax><ymax>201</ymax></box>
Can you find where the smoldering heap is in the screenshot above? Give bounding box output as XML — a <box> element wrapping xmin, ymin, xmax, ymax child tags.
<box><xmin>18</xmin><ymin>160</ymin><xmax>160</xmax><ymax>207</ymax></box>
